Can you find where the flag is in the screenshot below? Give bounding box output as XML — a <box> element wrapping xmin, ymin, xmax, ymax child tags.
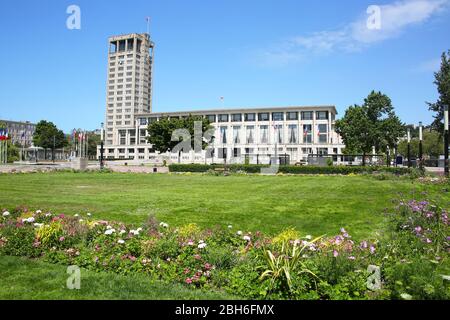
<box><xmin>21</xmin><ymin>131</ymin><xmax>25</xmax><ymax>139</ymax></box>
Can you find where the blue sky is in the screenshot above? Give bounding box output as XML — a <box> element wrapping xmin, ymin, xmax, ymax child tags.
<box><xmin>0</xmin><ymin>0</ymin><xmax>449</xmax><ymax>132</ymax></box>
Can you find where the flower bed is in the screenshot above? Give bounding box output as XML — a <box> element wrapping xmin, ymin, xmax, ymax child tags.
<box><xmin>0</xmin><ymin>198</ymin><xmax>449</xmax><ymax>300</ymax></box>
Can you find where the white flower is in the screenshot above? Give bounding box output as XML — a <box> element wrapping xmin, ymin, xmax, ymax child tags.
<box><xmin>36</xmin><ymin>210</ymin><xmax>42</xmax><ymax>214</ymax></box>
<box><xmin>106</xmin><ymin>225</ymin><xmax>112</xmax><ymax>230</ymax></box>
<box><xmin>2</xmin><ymin>211</ymin><xmax>10</xmax><ymax>217</ymax></box>
<box><xmin>45</xmin><ymin>213</ymin><xmax>52</xmax><ymax>217</ymax></box>
<box><xmin>305</xmin><ymin>235</ymin><xmax>312</xmax><ymax>240</ymax></box>
<box><xmin>400</xmin><ymin>293</ymin><xmax>412</xmax><ymax>300</ymax></box>
<box><xmin>137</xmin><ymin>227</ymin><xmax>142</xmax><ymax>232</ymax></box>
<box><xmin>228</xmin><ymin>225</ymin><xmax>233</xmax><ymax>229</ymax></box>
<box><xmin>119</xmin><ymin>229</ymin><xmax>126</xmax><ymax>235</ymax></box>
<box><xmin>87</xmin><ymin>213</ymin><xmax>92</xmax><ymax>216</ymax></box>
<box><xmin>187</xmin><ymin>240</ymin><xmax>194</xmax><ymax>246</ymax></box>
<box><xmin>243</xmin><ymin>235</ymin><xmax>251</xmax><ymax>242</ymax></box>
<box><xmin>74</xmin><ymin>214</ymin><xmax>79</xmax><ymax>217</ymax></box>
<box><xmin>159</xmin><ymin>222</ymin><xmax>169</xmax><ymax>228</ymax></box>
<box><xmin>198</xmin><ymin>242</ymin><xmax>207</xmax><ymax>249</ymax></box>
<box><xmin>236</xmin><ymin>231</ymin><xmax>243</xmax><ymax>236</ymax></box>
<box><xmin>130</xmin><ymin>229</ymin><xmax>140</xmax><ymax>236</ymax></box>
<box><xmin>199</xmin><ymin>240</ymin><xmax>205</xmax><ymax>244</ymax></box>
<box><xmin>79</xmin><ymin>219</ymin><xmax>84</xmax><ymax>223</ymax></box>
<box><xmin>34</xmin><ymin>223</ymin><xmax>43</xmax><ymax>228</ymax></box>
<box><xmin>22</xmin><ymin>217</ymin><xmax>35</xmax><ymax>223</ymax></box>
<box><xmin>117</xmin><ymin>239</ymin><xmax>125</xmax><ymax>244</ymax></box>
<box><xmin>104</xmin><ymin>229</ymin><xmax>115</xmax><ymax>235</ymax></box>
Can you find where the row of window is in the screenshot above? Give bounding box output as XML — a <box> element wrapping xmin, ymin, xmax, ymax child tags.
<box><xmin>115</xmin><ymin>124</ymin><xmax>329</xmax><ymax>145</ymax></box>
<box><xmin>137</xmin><ymin>111</ymin><xmax>329</xmax><ymax>125</ymax></box>
<box><xmin>106</xmin><ymin>147</ymin><xmax>333</xmax><ymax>157</ymax></box>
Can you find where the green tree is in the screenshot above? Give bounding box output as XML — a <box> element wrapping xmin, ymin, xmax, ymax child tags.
<box><xmin>32</xmin><ymin>120</ymin><xmax>67</xmax><ymax>160</ymax></box>
<box><xmin>87</xmin><ymin>132</ymin><xmax>101</xmax><ymax>157</ymax></box>
<box><xmin>146</xmin><ymin>115</ymin><xmax>212</xmax><ymax>154</ymax></box>
<box><xmin>398</xmin><ymin>129</ymin><xmax>443</xmax><ymax>158</ymax></box>
<box><xmin>335</xmin><ymin>91</ymin><xmax>405</xmax><ymax>165</ymax></box>
<box><xmin>427</xmin><ymin>50</ymin><xmax>450</xmax><ymax>134</ymax></box>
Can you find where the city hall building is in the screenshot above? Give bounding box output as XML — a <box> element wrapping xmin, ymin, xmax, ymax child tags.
<box><xmin>99</xmin><ymin>33</ymin><xmax>345</xmax><ymax>164</ymax></box>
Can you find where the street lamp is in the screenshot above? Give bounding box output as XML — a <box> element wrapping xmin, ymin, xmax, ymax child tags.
<box><xmin>100</xmin><ymin>122</ymin><xmax>105</xmax><ymax>170</ymax></box>
<box><xmin>418</xmin><ymin>122</ymin><xmax>423</xmax><ymax>171</ymax></box>
<box><xmin>445</xmin><ymin>106</ymin><xmax>449</xmax><ymax>177</ymax></box>
<box><xmin>407</xmin><ymin>128</ymin><xmax>411</xmax><ymax>168</ymax></box>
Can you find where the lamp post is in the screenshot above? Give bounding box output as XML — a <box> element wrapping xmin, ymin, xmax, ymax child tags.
<box><xmin>407</xmin><ymin>128</ymin><xmax>411</xmax><ymax>168</ymax></box>
<box><xmin>100</xmin><ymin>122</ymin><xmax>105</xmax><ymax>170</ymax></box>
<box><xmin>445</xmin><ymin>106</ymin><xmax>449</xmax><ymax>177</ymax></box>
<box><xmin>418</xmin><ymin>122</ymin><xmax>423</xmax><ymax>171</ymax></box>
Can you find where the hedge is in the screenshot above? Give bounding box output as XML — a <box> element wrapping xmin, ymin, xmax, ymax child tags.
<box><xmin>168</xmin><ymin>164</ymin><xmax>413</xmax><ymax>175</ymax></box>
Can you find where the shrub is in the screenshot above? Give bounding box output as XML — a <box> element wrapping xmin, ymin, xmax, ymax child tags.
<box><xmin>169</xmin><ymin>164</ymin><xmax>413</xmax><ymax>175</ymax></box>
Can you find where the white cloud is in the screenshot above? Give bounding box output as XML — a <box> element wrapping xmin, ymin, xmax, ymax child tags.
<box><xmin>415</xmin><ymin>57</ymin><xmax>442</xmax><ymax>72</ymax></box>
<box><xmin>259</xmin><ymin>0</ymin><xmax>448</xmax><ymax>66</ymax></box>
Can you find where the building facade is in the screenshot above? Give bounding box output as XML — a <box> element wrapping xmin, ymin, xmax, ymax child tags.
<box><xmin>99</xmin><ymin>33</ymin><xmax>345</xmax><ymax>164</ymax></box>
<box><xmin>0</xmin><ymin>120</ymin><xmax>36</xmax><ymax>147</ymax></box>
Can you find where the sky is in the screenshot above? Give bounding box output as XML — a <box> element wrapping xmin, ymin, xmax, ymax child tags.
<box><xmin>0</xmin><ymin>0</ymin><xmax>449</xmax><ymax>132</ymax></box>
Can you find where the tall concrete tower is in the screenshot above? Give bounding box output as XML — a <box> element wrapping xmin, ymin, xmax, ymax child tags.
<box><xmin>104</xmin><ymin>33</ymin><xmax>154</xmax><ymax>147</ymax></box>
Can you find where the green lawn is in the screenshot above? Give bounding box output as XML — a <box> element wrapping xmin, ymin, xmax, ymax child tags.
<box><xmin>0</xmin><ymin>256</ymin><xmax>235</xmax><ymax>300</ymax></box>
<box><xmin>0</xmin><ymin>172</ymin><xmax>442</xmax><ymax>239</ymax></box>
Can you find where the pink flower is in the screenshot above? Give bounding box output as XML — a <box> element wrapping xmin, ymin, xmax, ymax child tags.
<box><xmin>333</xmin><ymin>250</ymin><xmax>339</xmax><ymax>257</ymax></box>
<box><xmin>414</xmin><ymin>226</ymin><xmax>422</xmax><ymax>234</ymax></box>
<box><xmin>59</xmin><ymin>236</ymin><xmax>65</xmax><ymax>242</ymax></box>
<box><xmin>185</xmin><ymin>278</ymin><xmax>192</xmax><ymax>284</ymax></box>
<box><xmin>183</xmin><ymin>268</ymin><xmax>190</xmax><ymax>275</ymax></box>
<box><xmin>348</xmin><ymin>256</ymin><xmax>356</xmax><ymax>260</ymax></box>
<box><xmin>360</xmin><ymin>241</ymin><xmax>368</xmax><ymax>249</ymax></box>
<box><xmin>426</xmin><ymin>238</ymin><xmax>432</xmax><ymax>244</ymax></box>
<box><xmin>204</xmin><ymin>263</ymin><xmax>212</xmax><ymax>270</ymax></box>
<box><xmin>193</xmin><ymin>254</ymin><xmax>201</xmax><ymax>260</ymax></box>
<box><xmin>370</xmin><ymin>245</ymin><xmax>376</xmax><ymax>254</ymax></box>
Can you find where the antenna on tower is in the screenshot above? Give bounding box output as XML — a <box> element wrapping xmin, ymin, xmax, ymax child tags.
<box><xmin>145</xmin><ymin>17</ymin><xmax>150</xmax><ymax>37</ymax></box>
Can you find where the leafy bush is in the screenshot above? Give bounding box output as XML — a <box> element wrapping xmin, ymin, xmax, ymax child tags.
<box><xmin>169</xmin><ymin>164</ymin><xmax>413</xmax><ymax>175</ymax></box>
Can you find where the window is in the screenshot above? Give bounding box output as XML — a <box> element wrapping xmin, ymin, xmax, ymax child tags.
<box><xmin>318</xmin><ymin>124</ymin><xmax>328</xmax><ymax>143</ymax></box>
<box><xmin>301</xmin><ymin>111</ymin><xmax>313</xmax><ymax>120</ymax></box>
<box><xmin>274</xmin><ymin>125</ymin><xmax>283</xmax><ymax>144</ymax></box>
<box><xmin>233</xmin><ymin>126</ymin><xmax>241</xmax><ymax>144</ymax></box>
<box><xmin>318</xmin><ymin>148</ymin><xmax>328</xmax><ymax>156</ymax></box>
<box><xmin>272</xmin><ymin>112</ymin><xmax>284</xmax><ymax>121</ymax></box>
<box><xmin>139</xmin><ymin>118</ymin><xmax>147</xmax><ymax>125</ymax></box>
<box><xmin>286</xmin><ymin>112</ymin><xmax>298</xmax><ymax>121</ymax></box>
<box><xmin>246</xmin><ymin>126</ymin><xmax>255</xmax><ymax>144</ymax></box>
<box><xmin>303</xmin><ymin>125</ymin><xmax>312</xmax><ymax>143</ymax></box>
<box><xmin>119</xmin><ymin>130</ymin><xmax>126</xmax><ymax>145</ymax></box>
<box><xmin>218</xmin><ymin>148</ymin><xmax>227</xmax><ymax>159</ymax></box>
<box><xmin>148</xmin><ymin>117</ymin><xmax>157</xmax><ymax>123</ymax></box>
<box><xmin>218</xmin><ymin>114</ymin><xmax>229</xmax><ymax>122</ymax></box>
<box><xmin>231</xmin><ymin>114</ymin><xmax>242</xmax><ymax>122</ymax></box>
<box><xmin>206</xmin><ymin>115</ymin><xmax>216</xmax><ymax>123</ymax></box>
<box><xmin>316</xmin><ymin>111</ymin><xmax>328</xmax><ymax>120</ymax></box>
<box><xmin>245</xmin><ymin>113</ymin><xmax>256</xmax><ymax>121</ymax></box>
<box><xmin>288</xmin><ymin>124</ymin><xmax>298</xmax><ymax>144</ymax></box>
<box><xmin>260</xmin><ymin>125</ymin><xmax>268</xmax><ymax>143</ymax></box>
<box><xmin>220</xmin><ymin>127</ymin><xmax>227</xmax><ymax>144</ymax></box>
<box><xmin>233</xmin><ymin>148</ymin><xmax>241</xmax><ymax>158</ymax></box>
<box><xmin>258</xmin><ymin>113</ymin><xmax>269</xmax><ymax>121</ymax></box>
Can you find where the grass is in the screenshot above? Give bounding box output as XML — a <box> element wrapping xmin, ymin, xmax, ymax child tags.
<box><xmin>0</xmin><ymin>256</ymin><xmax>235</xmax><ymax>300</ymax></box>
<box><xmin>0</xmin><ymin>172</ymin><xmax>444</xmax><ymax>240</ymax></box>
